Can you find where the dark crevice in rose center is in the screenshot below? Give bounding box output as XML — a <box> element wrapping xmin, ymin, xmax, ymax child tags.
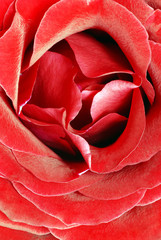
<box><xmin>17</xmin><ymin>29</ymin><xmax>154</xmax><ymax>157</ymax></box>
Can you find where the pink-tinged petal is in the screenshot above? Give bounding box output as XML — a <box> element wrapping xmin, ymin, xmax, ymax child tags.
<box><xmin>0</xmin><ymin>177</ymin><xmax>69</xmax><ymax>229</ymax></box>
<box><xmin>14</xmin><ymin>183</ymin><xmax>145</xmax><ymax>225</ymax></box>
<box><xmin>114</xmin><ymin>41</ymin><xmax>161</xmax><ymax>171</ymax></box>
<box><xmin>0</xmin><ymin>0</ymin><xmax>13</xmax><ymax>29</ymax></box>
<box><xmin>0</xmin><ymin>227</ymin><xmax>55</xmax><ymax>240</ymax></box>
<box><xmin>113</xmin><ymin>0</ymin><xmax>153</xmax><ymax>24</ymax></box>
<box><xmin>88</xmin><ymin>88</ymin><xmax>146</xmax><ymax>172</ymax></box>
<box><xmin>138</xmin><ymin>184</ymin><xmax>161</xmax><ymax>206</ymax></box>
<box><xmin>145</xmin><ymin>9</ymin><xmax>161</xmax><ymax>43</ymax></box>
<box><xmin>98</xmin><ymin>0</ymin><xmax>151</xmax><ymax>78</ymax></box>
<box><xmin>91</xmin><ymin>80</ymin><xmax>140</xmax><ymax>122</ymax></box>
<box><xmin>79</xmin><ymin>113</ymin><xmax>127</xmax><ymax>146</ymax></box>
<box><xmin>0</xmin><ymin>142</ymin><xmax>103</xmax><ymax>196</ymax></box>
<box><xmin>51</xmin><ymin>199</ymin><xmax>161</xmax><ymax>240</ymax></box>
<box><xmin>0</xmin><ymin>211</ymin><xmax>49</xmax><ymax>235</ymax></box>
<box><xmin>79</xmin><ymin>151</ymin><xmax>161</xmax><ymax>200</ymax></box>
<box><xmin>66</xmin><ymin>32</ymin><xmax>133</xmax><ymax>78</ymax></box>
<box><xmin>30</xmin><ymin>51</ymin><xmax>81</xmax><ymax>124</ymax></box>
<box><xmin>29</xmin><ymin>0</ymin><xmax>101</xmax><ymax>66</ymax></box>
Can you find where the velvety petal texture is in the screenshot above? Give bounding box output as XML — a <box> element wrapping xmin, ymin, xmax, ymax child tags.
<box><xmin>0</xmin><ymin>0</ymin><xmax>161</xmax><ymax>239</ymax></box>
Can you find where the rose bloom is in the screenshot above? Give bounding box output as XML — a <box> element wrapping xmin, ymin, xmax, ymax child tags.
<box><xmin>1</xmin><ymin>0</ymin><xmax>161</xmax><ymax>239</ymax></box>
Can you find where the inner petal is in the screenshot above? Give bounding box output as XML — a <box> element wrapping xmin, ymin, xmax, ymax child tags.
<box><xmin>66</xmin><ymin>30</ymin><xmax>133</xmax><ymax>78</ymax></box>
<box><xmin>91</xmin><ymin>79</ymin><xmax>140</xmax><ymax>122</ymax></box>
<box><xmin>29</xmin><ymin>51</ymin><xmax>82</xmax><ymax>124</ymax></box>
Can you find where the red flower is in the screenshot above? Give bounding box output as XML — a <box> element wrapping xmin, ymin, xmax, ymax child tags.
<box><xmin>0</xmin><ymin>0</ymin><xmax>161</xmax><ymax>239</ymax></box>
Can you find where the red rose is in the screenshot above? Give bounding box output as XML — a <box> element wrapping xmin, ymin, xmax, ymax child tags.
<box><xmin>0</xmin><ymin>0</ymin><xmax>161</xmax><ymax>239</ymax></box>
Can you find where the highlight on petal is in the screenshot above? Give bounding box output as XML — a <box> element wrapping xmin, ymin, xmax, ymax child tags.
<box><xmin>88</xmin><ymin>88</ymin><xmax>146</xmax><ymax>172</ymax></box>
<box><xmin>90</xmin><ymin>80</ymin><xmax>139</xmax><ymax>122</ymax></box>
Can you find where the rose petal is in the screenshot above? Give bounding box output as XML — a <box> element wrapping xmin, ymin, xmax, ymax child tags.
<box><xmin>0</xmin><ymin>211</ymin><xmax>49</xmax><ymax>235</ymax></box>
<box><xmin>0</xmin><ymin>0</ymin><xmax>13</xmax><ymax>29</ymax></box>
<box><xmin>51</xmin><ymin>199</ymin><xmax>161</xmax><ymax>240</ymax></box>
<box><xmin>29</xmin><ymin>0</ymin><xmax>100</xmax><ymax>66</ymax></box>
<box><xmin>113</xmin><ymin>0</ymin><xmax>153</xmax><ymax>24</ymax></box>
<box><xmin>1</xmin><ymin>0</ymin><xmax>15</xmax><ymax>31</ymax></box>
<box><xmin>13</xmin><ymin>150</ymin><xmax>88</xmax><ymax>182</ymax></box>
<box><xmin>79</xmin><ymin>113</ymin><xmax>127</xmax><ymax>146</ymax></box>
<box><xmin>0</xmin><ymin>227</ymin><xmax>54</xmax><ymax>240</ymax></box>
<box><xmin>0</xmin><ymin>142</ymin><xmax>103</xmax><ymax>196</ymax></box>
<box><xmin>145</xmin><ymin>0</ymin><xmax>161</xmax><ymax>9</ymax></box>
<box><xmin>145</xmin><ymin>9</ymin><xmax>161</xmax><ymax>43</ymax></box>
<box><xmin>88</xmin><ymin>88</ymin><xmax>146</xmax><ymax>172</ymax></box>
<box><xmin>18</xmin><ymin>62</ymin><xmax>39</xmax><ymax>114</ymax></box>
<box><xmin>14</xmin><ymin>183</ymin><xmax>145</xmax><ymax>225</ymax></box>
<box><xmin>114</xmin><ymin>41</ymin><xmax>161</xmax><ymax>171</ymax></box>
<box><xmin>138</xmin><ymin>184</ymin><xmax>161</xmax><ymax>206</ymax></box>
<box><xmin>91</xmin><ymin>80</ymin><xmax>139</xmax><ymax>121</ymax></box>
<box><xmin>0</xmin><ymin>177</ymin><xmax>68</xmax><ymax>229</ymax></box>
<box><xmin>98</xmin><ymin>0</ymin><xmax>150</xmax><ymax>79</ymax></box>
<box><xmin>30</xmin><ymin>51</ymin><xmax>81</xmax><ymax>124</ymax></box>
<box><xmin>0</xmin><ymin>12</ymin><xmax>25</xmax><ymax>108</ymax></box>
<box><xmin>79</xmin><ymin>151</ymin><xmax>161</xmax><ymax>200</ymax></box>
<box><xmin>0</xmin><ymin>91</ymin><xmax>54</xmax><ymax>157</ymax></box>
<box><xmin>66</xmin><ymin>32</ymin><xmax>133</xmax><ymax>78</ymax></box>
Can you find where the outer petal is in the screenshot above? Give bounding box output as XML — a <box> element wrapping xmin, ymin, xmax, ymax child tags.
<box><xmin>14</xmin><ymin>182</ymin><xmax>145</xmax><ymax>226</ymax></box>
<box><xmin>113</xmin><ymin>0</ymin><xmax>153</xmax><ymax>24</ymax></box>
<box><xmin>79</xmin><ymin>151</ymin><xmax>161</xmax><ymax>200</ymax></box>
<box><xmin>0</xmin><ymin>227</ymin><xmax>55</xmax><ymax>240</ymax></box>
<box><xmin>0</xmin><ymin>142</ymin><xmax>103</xmax><ymax>196</ymax></box>
<box><xmin>0</xmin><ymin>177</ymin><xmax>69</xmax><ymax>229</ymax></box>
<box><xmin>29</xmin><ymin>0</ymin><xmax>151</xmax><ymax>79</ymax></box>
<box><xmin>0</xmin><ymin>211</ymin><xmax>49</xmax><ymax>235</ymax></box>
<box><xmin>0</xmin><ymin>92</ymin><xmax>88</xmax><ymax>182</ymax></box>
<box><xmin>114</xmin><ymin>41</ymin><xmax>161</xmax><ymax>171</ymax></box>
<box><xmin>138</xmin><ymin>184</ymin><xmax>161</xmax><ymax>206</ymax></box>
<box><xmin>51</xmin><ymin>199</ymin><xmax>161</xmax><ymax>240</ymax></box>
